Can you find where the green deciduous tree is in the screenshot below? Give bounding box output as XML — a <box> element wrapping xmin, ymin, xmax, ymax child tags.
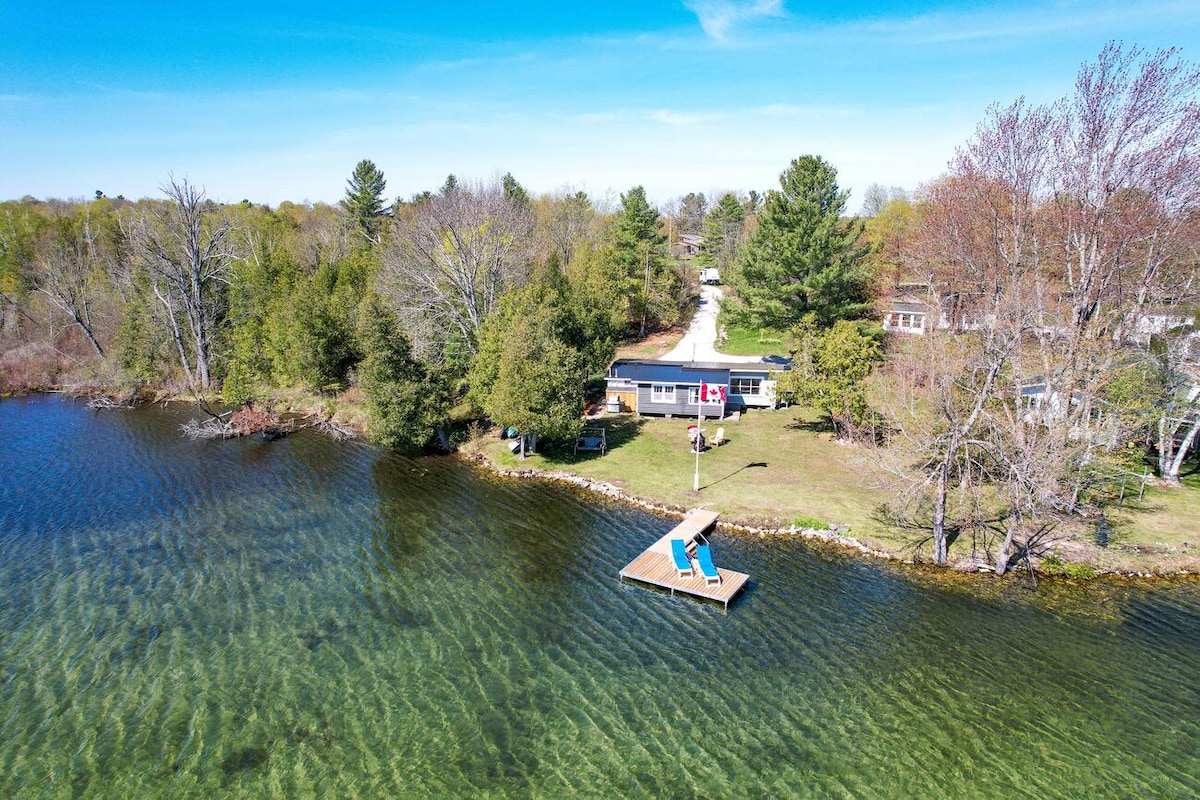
<box><xmin>863</xmin><ymin>194</ymin><xmax>916</xmax><ymax>294</ymax></box>
<box><xmin>538</xmin><ymin>188</ymin><xmax>599</xmax><ymax>266</ymax></box>
<box><xmin>731</xmin><ymin>155</ymin><xmax>874</xmax><ymax>328</ymax></box>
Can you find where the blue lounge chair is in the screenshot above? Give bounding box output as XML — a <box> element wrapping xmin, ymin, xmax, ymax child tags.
<box><xmin>695</xmin><ymin>544</ymin><xmax>721</xmax><ymax>586</ymax></box>
<box><xmin>670</xmin><ymin>539</ymin><xmax>694</xmax><ymax>579</ymax></box>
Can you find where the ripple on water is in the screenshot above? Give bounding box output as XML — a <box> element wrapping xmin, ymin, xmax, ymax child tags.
<box><xmin>0</xmin><ymin>396</ymin><xmax>1198</xmax><ymax>797</ymax></box>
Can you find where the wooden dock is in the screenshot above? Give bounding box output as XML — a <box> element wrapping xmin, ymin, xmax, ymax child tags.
<box><xmin>619</xmin><ymin>509</ymin><xmax>750</xmax><ymax>608</ymax></box>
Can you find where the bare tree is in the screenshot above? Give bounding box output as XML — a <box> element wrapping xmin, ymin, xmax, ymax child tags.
<box><xmin>883</xmin><ymin>45</ymin><xmax>1200</xmax><ymax>566</ymax></box>
<box><xmin>1053</xmin><ymin>44</ymin><xmax>1200</xmax><ymax>341</ymax></box>
<box><xmin>539</xmin><ymin>188</ymin><xmax>599</xmax><ymax>266</ymax></box>
<box><xmin>858</xmin><ymin>183</ymin><xmax>908</xmax><ymax>217</ymax></box>
<box><xmin>380</xmin><ymin>177</ymin><xmax>536</xmax><ymax>361</ymax></box>
<box><xmin>31</xmin><ymin>211</ymin><xmax>112</xmax><ymax>357</ymax></box>
<box><xmin>1153</xmin><ymin>316</ymin><xmax>1200</xmax><ymax>484</ymax></box>
<box><xmin>128</xmin><ymin>178</ymin><xmax>239</xmax><ymax>389</ymax></box>
<box><xmin>882</xmin><ymin>99</ymin><xmax>1053</xmax><ymax>566</ymax></box>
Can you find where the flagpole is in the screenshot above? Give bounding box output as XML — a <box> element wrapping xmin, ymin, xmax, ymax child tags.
<box><xmin>694</xmin><ymin>383</ymin><xmax>703</xmax><ymax>491</ymax></box>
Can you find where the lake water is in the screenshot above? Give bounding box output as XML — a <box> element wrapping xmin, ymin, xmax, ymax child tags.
<box><xmin>1</xmin><ymin>396</ymin><xmax>1198</xmax><ymax>798</ymax></box>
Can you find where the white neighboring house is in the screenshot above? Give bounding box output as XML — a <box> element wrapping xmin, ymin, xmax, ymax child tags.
<box><xmin>882</xmin><ymin>300</ymin><xmax>933</xmax><ymax>335</ymax></box>
<box><xmin>882</xmin><ymin>283</ymin><xmax>991</xmax><ymax>336</ymax></box>
<box><xmin>882</xmin><ymin>282</ymin><xmax>938</xmax><ymax>335</ymax></box>
<box><xmin>1127</xmin><ymin>308</ymin><xmax>1196</xmax><ymax>344</ymax></box>
<box><xmin>1018</xmin><ymin>380</ymin><xmax>1118</xmax><ymax>446</ymax></box>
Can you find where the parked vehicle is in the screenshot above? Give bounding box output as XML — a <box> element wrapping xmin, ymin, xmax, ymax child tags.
<box><xmin>700</xmin><ymin>267</ymin><xmax>720</xmax><ymax>285</ymax></box>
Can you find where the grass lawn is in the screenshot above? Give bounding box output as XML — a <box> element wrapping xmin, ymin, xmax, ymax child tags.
<box><xmin>716</xmin><ymin>324</ymin><xmax>791</xmax><ymax>359</ymax></box>
<box><xmin>1096</xmin><ymin>467</ymin><xmax>1200</xmax><ymax>570</ymax></box>
<box><xmin>471</xmin><ymin>405</ymin><xmax>896</xmax><ymax>544</ymax></box>
<box><xmin>468</xmin><ymin>406</ymin><xmax>1200</xmax><ymax>573</ymax></box>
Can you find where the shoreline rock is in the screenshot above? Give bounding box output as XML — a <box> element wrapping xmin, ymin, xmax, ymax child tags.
<box><xmin>462</xmin><ymin>451</ymin><xmax>1200</xmax><ymax>583</ymax></box>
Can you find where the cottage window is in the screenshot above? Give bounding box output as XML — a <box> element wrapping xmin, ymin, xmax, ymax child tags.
<box><xmin>731</xmin><ymin>377</ymin><xmax>761</xmax><ymax>395</ymax></box>
<box><xmin>650</xmin><ymin>384</ymin><xmax>675</xmax><ymax>403</ymax></box>
<box><xmin>888</xmin><ymin>312</ymin><xmax>926</xmax><ymax>330</ymax></box>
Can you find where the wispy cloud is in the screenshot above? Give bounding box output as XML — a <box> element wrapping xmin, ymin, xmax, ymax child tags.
<box><xmin>853</xmin><ymin>1</ymin><xmax>1200</xmax><ymax>46</ymax></box>
<box><xmin>683</xmin><ymin>0</ymin><xmax>785</xmax><ymax>41</ymax></box>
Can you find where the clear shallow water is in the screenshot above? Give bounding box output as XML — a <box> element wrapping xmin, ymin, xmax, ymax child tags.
<box><xmin>1</xmin><ymin>396</ymin><xmax>1198</xmax><ymax>799</ymax></box>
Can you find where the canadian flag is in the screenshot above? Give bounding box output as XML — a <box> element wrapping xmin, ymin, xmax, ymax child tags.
<box><xmin>700</xmin><ymin>382</ymin><xmax>727</xmax><ymax>403</ymax></box>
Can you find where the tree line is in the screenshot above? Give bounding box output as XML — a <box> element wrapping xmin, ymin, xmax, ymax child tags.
<box><xmin>1</xmin><ymin>42</ymin><xmax>1196</xmax><ymax>571</ymax></box>
<box><xmin>0</xmin><ymin>169</ymin><xmax>713</xmax><ymax>448</ymax></box>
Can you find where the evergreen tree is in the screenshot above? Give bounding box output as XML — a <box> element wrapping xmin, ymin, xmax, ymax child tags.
<box><xmin>609</xmin><ymin>186</ymin><xmax>680</xmax><ymax>338</ymax></box>
<box><xmin>501</xmin><ymin>172</ymin><xmax>530</xmax><ymax>206</ymax></box>
<box><xmin>357</xmin><ymin>293</ymin><xmax>449</xmax><ymax>449</ymax></box>
<box><xmin>468</xmin><ymin>282</ymin><xmax>587</xmax><ymax>444</ymax></box>
<box><xmin>777</xmin><ymin>319</ymin><xmax>881</xmax><ymax>440</ymax></box>
<box><xmin>342</xmin><ymin>159</ymin><xmax>388</xmax><ymax>243</ymax></box>
<box><xmin>677</xmin><ymin>192</ymin><xmax>707</xmax><ymax>235</ymax></box>
<box><xmin>732</xmin><ymin>155</ymin><xmax>874</xmax><ymax>327</ymax></box>
<box><xmin>697</xmin><ymin>192</ymin><xmax>746</xmax><ymax>271</ymax></box>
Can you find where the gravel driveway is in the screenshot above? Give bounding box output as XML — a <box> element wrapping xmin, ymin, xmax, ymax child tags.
<box><xmin>659</xmin><ymin>285</ymin><xmax>766</xmax><ymax>363</ymax></box>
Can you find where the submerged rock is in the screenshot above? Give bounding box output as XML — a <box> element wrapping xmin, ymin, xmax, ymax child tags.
<box><xmin>221</xmin><ymin>746</ymin><xmax>269</xmax><ymax>776</ymax></box>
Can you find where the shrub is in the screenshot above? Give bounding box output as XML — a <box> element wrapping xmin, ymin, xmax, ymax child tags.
<box><xmin>1040</xmin><ymin>554</ymin><xmax>1096</xmax><ymax>580</ymax></box>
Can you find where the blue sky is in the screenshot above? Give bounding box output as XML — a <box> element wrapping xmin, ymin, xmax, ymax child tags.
<box><xmin>3</xmin><ymin>1</ymin><xmax>1199</xmax><ymax>210</ymax></box>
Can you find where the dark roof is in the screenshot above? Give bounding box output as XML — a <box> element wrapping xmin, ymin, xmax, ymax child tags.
<box><xmin>889</xmin><ymin>302</ymin><xmax>931</xmax><ymax>314</ymax></box>
<box><xmin>609</xmin><ymin>360</ymin><xmax>732</xmax><ymax>384</ymax></box>
<box><xmin>610</xmin><ymin>359</ymin><xmax>780</xmax><ymax>382</ymax></box>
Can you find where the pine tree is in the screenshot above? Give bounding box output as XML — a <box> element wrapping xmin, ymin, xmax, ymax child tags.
<box><xmin>732</xmin><ymin>156</ymin><xmax>874</xmax><ymax>328</ymax></box>
<box><xmin>609</xmin><ymin>186</ymin><xmax>678</xmax><ymax>338</ymax></box>
<box><xmin>677</xmin><ymin>192</ymin><xmax>707</xmax><ymax>235</ymax></box>
<box><xmin>697</xmin><ymin>192</ymin><xmax>746</xmax><ymax>271</ymax></box>
<box><xmin>342</xmin><ymin>159</ymin><xmax>388</xmax><ymax>243</ymax></box>
<box><xmin>501</xmin><ymin>172</ymin><xmax>530</xmax><ymax>206</ymax></box>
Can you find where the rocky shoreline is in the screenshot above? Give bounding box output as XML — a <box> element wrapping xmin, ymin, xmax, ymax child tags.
<box><xmin>465</xmin><ymin>452</ymin><xmax>1200</xmax><ymax>582</ymax></box>
<box><xmin>10</xmin><ymin>389</ymin><xmax>1193</xmax><ymax>581</ymax></box>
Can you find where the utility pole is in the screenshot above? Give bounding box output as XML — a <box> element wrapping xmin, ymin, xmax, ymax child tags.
<box><xmin>640</xmin><ymin>244</ymin><xmax>650</xmax><ymax>339</ymax></box>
